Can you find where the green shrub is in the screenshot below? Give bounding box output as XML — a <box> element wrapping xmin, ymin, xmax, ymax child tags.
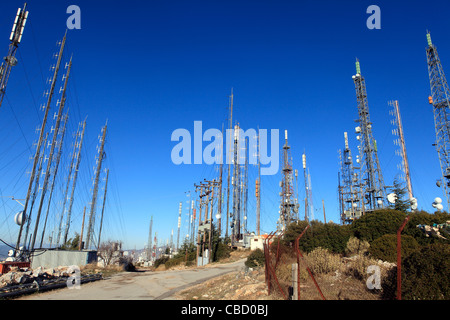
<box><xmin>345</xmin><ymin>236</ymin><xmax>370</xmax><ymax>256</ymax></box>
<box><xmin>403</xmin><ymin>211</ymin><xmax>450</xmax><ymax>246</ymax></box>
<box><xmin>401</xmin><ymin>243</ymin><xmax>450</xmax><ymax>300</ymax></box>
<box><xmin>283</xmin><ymin>220</ymin><xmax>352</xmax><ymax>254</ymax></box>
<box><xmin>165</xmin><ymin>256</ymin><xmax>184</xmax><ymax>269</ymax></box>
<box><xmin>369</xmin><ymin>234</ymin><xmax>420</xmax><ymax>263</ymax></box>
<box><xmin>350</xmin><ymin>209</ymin><xmax>406</xmax><ymax>243</ymax></box>
<box><xmin>154</xmin><ymin>256</ymin><xmax>169</xmax><ymax>269</ymax></box>
<box><xmin>245</xmin><ymin>249</ymin><xmax>265</xmax><ymax>268</ymax></box>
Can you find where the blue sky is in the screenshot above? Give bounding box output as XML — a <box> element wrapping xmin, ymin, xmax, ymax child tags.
<box><xmin>1</xmin><ymin>0</ymin><xmax>450</xmax><ymax>250</ymax></box>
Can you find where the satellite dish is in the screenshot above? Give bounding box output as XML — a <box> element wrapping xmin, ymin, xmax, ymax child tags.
<box><xmin>436</xmin><ymin>180</ymin><xmax>442</xmax><ymax>187</ymax></box>
<box><xmin>377</xmin><ymin>199</ymin><xmax>383</xmax><ymax>205</ymax></box>
<box><xmin>411</xmin><ymin>198</ymin><xmax>418</xmax><ymax>210</ymax></box>
<box><xmin>14</xmin><ymin>211</ymin><xmax>26</xmax><ymax>226</ymax></box>
<box><xmin>435</xmin><ymin>197</ymin><xmax>442</xmax><ymax>204</ymax></box>
<box><xmin>436</xmin><ymin>203</ymin><xmax>444</xmax><ymax>211</ymax></box>
<box><xmin>355</xmin><ymin>126</ymin><xmax>361</xmax><ymax>133</ymax></box>
<box><xmin>387</xmin><ymin>193</ymin><xmax>397</xmax><ymax>204</ymax></box>
<box><xmin>215</xmin><ymin>214</ymin><xmax>221</xmax><ymax>220</ymax></box>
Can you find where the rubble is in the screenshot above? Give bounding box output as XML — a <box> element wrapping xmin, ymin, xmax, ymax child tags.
<box><xmin>0</xmin><ymin>265</ymin><xmax>80</xmax><ymax>288</ymax></box>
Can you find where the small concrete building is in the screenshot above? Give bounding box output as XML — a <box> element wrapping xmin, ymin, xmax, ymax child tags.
<box><xmin>31</xmin><ymin>250</ymin><xmax>97</xmax><ymax>269</ymax></box>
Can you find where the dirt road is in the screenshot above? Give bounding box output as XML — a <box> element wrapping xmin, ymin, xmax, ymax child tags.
<box><xmin>18</xmin><ymin>259</ymin><xmax>246</xmax><ymax>300</ymax></box>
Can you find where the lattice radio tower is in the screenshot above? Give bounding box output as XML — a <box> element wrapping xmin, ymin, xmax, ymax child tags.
<box><xmin>352</xmin><ymin>59</ymin><xmax>386</xmax><ymax>211</ymax></box>
<box><xmin>339</xmin><ymin>132</ymin><xmax>362</xmax><ymax>223</ymax></box>
<box><xmin>426</xmin><ymin>32</ymin><xmax>450</xmax><ymax>210</ymax></box>
<box><xmin>278</xmin><ymin>130</ymin><xmax>298</xmax><ymax>231</ymax></box>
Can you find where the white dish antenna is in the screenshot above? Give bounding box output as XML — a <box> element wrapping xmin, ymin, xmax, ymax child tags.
<box><xmin>411</xmin><ymin>198</ymin><xmax>418</xmax><ymax>210</ymax></box>
<box><xmin>14</xmin><ymin>211</ymin><xmax>26</xmax><ymax>226</ymax></box>
<box><xmin>387</xmin><ymin>193</ymin><xmax>397</xmax><ymax>204</ymax></box>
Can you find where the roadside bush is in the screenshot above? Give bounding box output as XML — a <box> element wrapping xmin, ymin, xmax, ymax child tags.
<box><xmin>369</xmin><ymin>234</ymin><xmax>420</xmax><ymax>263</ymax></box>
<box><xmin>245</xmin><ymin>249</ymin><xmax>265</xmax><ymax>268</ymax></box>
<box><xmin>154</xmin><ymin>256</ymin><xmax>169</xmax><ymax>269</ymax></box>
<box><xmin>165</xmin><ymin>256</ymin><xmax>184</xmax><ymax>269</ymax></box>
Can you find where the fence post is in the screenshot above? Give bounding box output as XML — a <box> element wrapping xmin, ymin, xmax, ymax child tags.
<box><xmin>397</xmin><ymin>215</ymin><xmax>411</xmax><ymax>300</ymax></box>
<box><xmin>295</xmin><ymin>225</ymin><xmax>326</xmax><ymax>300</ymax></box>
<box><xmin>292</xmin><ymin>263</ymin><xmax>298</xmax><ymax>300</ymax></box>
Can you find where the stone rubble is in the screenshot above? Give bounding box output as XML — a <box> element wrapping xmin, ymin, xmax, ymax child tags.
<box><xmin>0</xmin><ymin>266</ymin><xmax>78</xmax><ymax>288</ymax></box>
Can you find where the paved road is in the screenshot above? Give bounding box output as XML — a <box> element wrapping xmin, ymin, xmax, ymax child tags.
<box><xmin>18</xmin><ymin>259</ymin><xmax>246</xmax><ymax>300</ymax></box>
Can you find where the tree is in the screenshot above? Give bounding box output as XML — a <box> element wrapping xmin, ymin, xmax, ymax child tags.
<box><xmin>98</xmin><ymin>240</ymin><xmax>122</xmax><ymax>266</ymax></box>
<box><xmin>389</xmin><ymin>178</ymin><xmax>413</xmax><ymax>212</ymax></box>
<box><xmin>59</xmin><ymin>233</ymin><xmax>80</xmax><ymax>250</ymax></box>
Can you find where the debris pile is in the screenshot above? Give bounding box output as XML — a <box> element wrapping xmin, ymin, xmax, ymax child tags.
<box><xmin>0</xmin><ymin>266</ymin><xmax>79</xmax><ymax>288</ymax></box>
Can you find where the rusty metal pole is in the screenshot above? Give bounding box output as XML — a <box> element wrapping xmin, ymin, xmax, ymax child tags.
<box><xmin>79</xmin><ymin>207</ymin><xmax>86</xmax><ymax>251</ymax></box>
<box><xmin>397</xmin><ymin>215</ymin><xmax>410</xmax><ymax>300</ymax></box>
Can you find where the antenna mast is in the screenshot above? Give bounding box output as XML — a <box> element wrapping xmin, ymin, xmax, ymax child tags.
<box><xmin>15</xmin><ymin>32</ymin><xmax>66</xmax><ymax>255</ymax></box>
<box><xmin>0</xmin><ymin>3</ymin><xmax>29</xmax><ymax>109</ymax></box>
<box><xmin>85</xmin><ymin>121</ymin><xmax>108</xmax><ymax>249</ymax></box>
<box><xmin>425</xmin><ymin>32</ymin><xmax>450</xmax><ymax>210</ymax></box>
<box><xmin>352</xmin><ymin>59</ymin><xmax>386</xmax><ymax>212</ymax></box>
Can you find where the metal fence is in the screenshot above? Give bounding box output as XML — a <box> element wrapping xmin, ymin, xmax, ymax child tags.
<box><xmin>262</xmin><ymin>216</ymin><xmax>436</xmax><ymax>300</ymax></box>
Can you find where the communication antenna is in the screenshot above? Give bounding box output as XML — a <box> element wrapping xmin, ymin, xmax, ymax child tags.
<box><xmin>0</xmin><ymin>3</ymin><xmax>29</xmax><ymax>109</ymax></box>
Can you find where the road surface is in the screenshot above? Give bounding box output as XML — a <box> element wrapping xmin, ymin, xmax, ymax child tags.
<box><xmin>18</xmin><ymin>259</ymin><xmax>246</xmax><ymax>300</ymax></box>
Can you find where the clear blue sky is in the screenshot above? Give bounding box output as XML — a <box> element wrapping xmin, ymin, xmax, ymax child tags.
<box><xmin>1</xmin><ymin>0</ymin><xmax>449</xmax><ymax>250</ymax></box>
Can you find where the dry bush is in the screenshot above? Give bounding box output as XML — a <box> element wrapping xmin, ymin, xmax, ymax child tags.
<box><xmin>304</xmin><ymin>247</ymin><xmax>342</xmax><ymax>275</ymax></box>
<box><xmin>345</xmin><ymin>237</ymin><xmax>370</xmax><ymax>256</ymax></box>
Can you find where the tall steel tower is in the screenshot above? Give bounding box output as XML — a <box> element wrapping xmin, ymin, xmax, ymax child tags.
<box><xmin>425</xmin><ymin>32</ymin><xmax>450</xmax><ymax>210</ymax></box>
<box><xmin>279</xmin><ymin>130</ymin><xmax>298</xmax><ymax>230</ymax></box>
<box><xmin>352</xmin><ymin>59</ymin><xmax>386</xmax><ymax>211</ymax></box>
<box><xmin>0</xmin><ymin>3</ymin><xmax>29</xmax><ymax>109</ymax></box>
<box><xmin>339</xmin><ymin>132</ymin><xmax>362</xmax><ymax>223</ymax></box>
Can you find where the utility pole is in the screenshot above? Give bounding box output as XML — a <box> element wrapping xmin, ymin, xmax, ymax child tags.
<box><xmin>194</xmin><ymin>184</ymin><xmax>204</xmax><ymax>265</ymax></box>
<box><xmin>78</xmin><ymin>207</ymin><xmax>86</xmax><ymax>251</ymax></box>
<box><xmin>322</xmin><ymin>199</ymin><xmax>326</xmax><ymax>224</ymax></box>
<box><xmin>97</xmin><ymin>168</ymin><xmax>109</xmax><ymax>250</ymax></box>
<box><xmin>79</xmin><ymin>207</ymin><xmax>86</xmax><ymax>250</ymax></box>
<box><xmin>15</xmin><ymin>32</ymin><xmax>66</xmax><ymax>255</ymax></box>
<box><xmin>63</xmin><ymin>119</ymin><xmax>86</xmax><ymax>244</ymax></box>
<box><xmin>86</xmin><ymin>121</ymin><xmax>107</xmax><ymax>249</ymax></box>
<box><xmin>425</xmin><ymin>32</ymin><xmax>450</xmax><ymax>209</ymax></box>
<box><xmin>0</xmin><ymin>3</ymin><xmax>29</xmax><ymax>109</ymax></box>
<box><xmin>352</xmin><ymin>59</ymin><xmax>386</xmax><ymax>212</ymax></box>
